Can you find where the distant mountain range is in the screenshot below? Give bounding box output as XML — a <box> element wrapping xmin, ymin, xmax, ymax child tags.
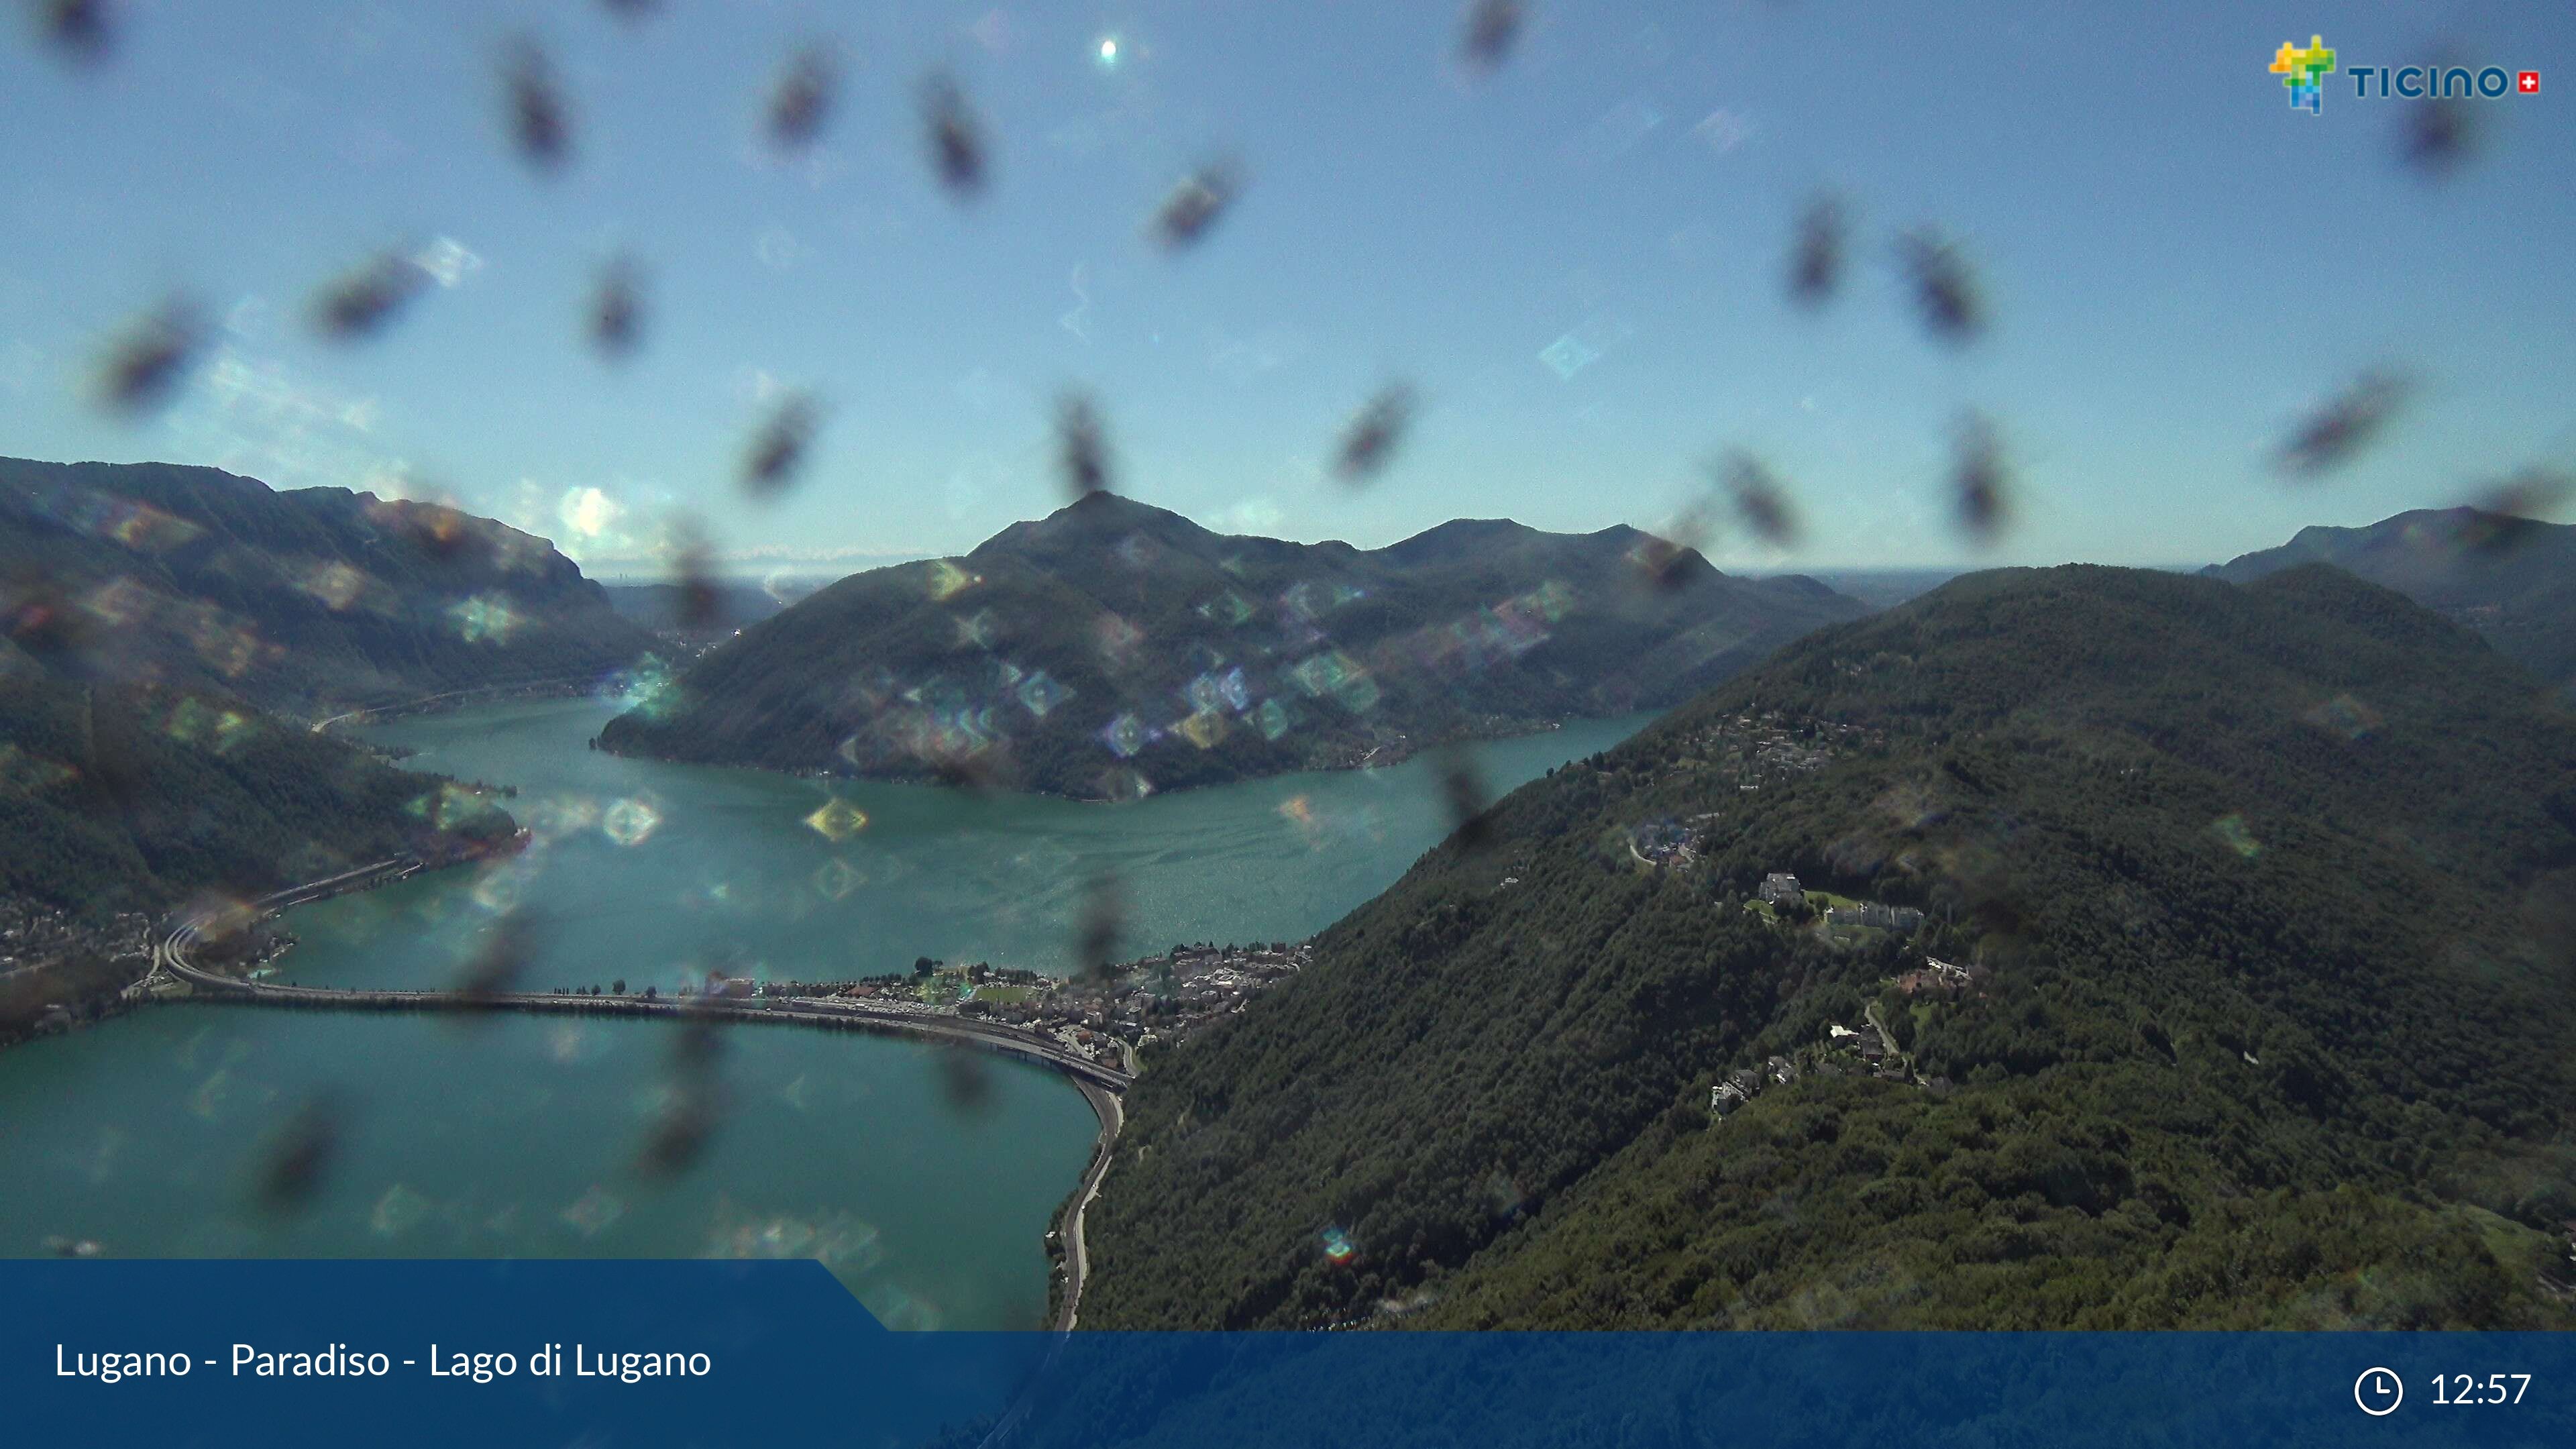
<box><xmin>2206</xmin><ymin>506</ymin><xmax>2575</xmax><ymax>694</ymax></box>
<box><xmin>1081</xmin><ymin>564</ymin><xmax>2576</xmax><ymax>1330</ymax></box>
<box><xmin>598</xmin><ymin>492</ymin><xmax>1872</xmax><ymax>797</ymax></box>
<box><xmin>600</xmin><ymin>578</ymin><xmax>812</xmax><ymax>637</ymax></box>
<box><xmin>1</xmin><ymin>457</ymin><xmax>655</xmax><ymax>718</ymax></box>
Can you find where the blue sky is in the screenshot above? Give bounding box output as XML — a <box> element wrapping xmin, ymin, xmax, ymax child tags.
<box><xmin>3</xmin><ymin>1</ymin><xmax>2569</xmax><ymax>578</ymax></box>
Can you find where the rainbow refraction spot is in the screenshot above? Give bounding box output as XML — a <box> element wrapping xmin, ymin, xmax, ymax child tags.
<box><xmin>2269</xmin><ymin>34</ymin><xmax>2337</xmax><ymax>113</ymax></box>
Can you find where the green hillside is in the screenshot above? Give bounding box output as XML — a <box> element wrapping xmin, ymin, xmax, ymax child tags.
<box><xmin>1</xmin><ymin>456</ymin><xmax>570</xmax><ymax>1024</ymax></box>
<box><xmin>0</xmin><ymin>654</ymin><xmax>516</xmax><ymax>919</ymax></box>
<box><xmin>1079</xmin><ymin>564</ymin><xmax>2576</xmax><ymax>1329</ymax></box>
<box><xmin>598</xmin><ymin>492</ymin><xmax>1867</xmax><ymax>797</ymax></box>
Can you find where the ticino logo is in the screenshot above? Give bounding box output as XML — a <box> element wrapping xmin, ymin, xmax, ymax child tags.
<box><xmin>2269</xmin><ymin>34</ymin><xmax>2538</xmax><ymax>115</ymax></box>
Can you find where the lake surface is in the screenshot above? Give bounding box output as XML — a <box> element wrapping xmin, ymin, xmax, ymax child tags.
<box><xmin>0</xmin><ymin>700</ymin><xmax>1650</xmax><ymax>1326</ymax></box>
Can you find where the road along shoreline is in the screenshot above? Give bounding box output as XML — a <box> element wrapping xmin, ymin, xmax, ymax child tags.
<box><xmin>152</xmin><ymin>877</ymin><xmax>1131</xmax><ymax>1326</ymax></box>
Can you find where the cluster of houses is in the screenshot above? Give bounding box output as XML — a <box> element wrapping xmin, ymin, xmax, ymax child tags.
<box><xmin>1</xmin><ymin>902</ymin><xmax>156</xmax><ymax>1042</ymax></box>
<box><xmin>1629</xmin><ymin>821</ymin><xmax>1698</xmax><ymax>867</ymax></box>
<box><xmin>0</xmin><ymin>902</ymin><xmax>152</xmax><ymax>977</ymax></box>
<box><xmin>1752</xmin><ymin>873</ymin><xmax>1929</xmax><ymax>934</ymax></box>
<box><xmin>1655</xmin><ymin>708</ymin><xmax>1879</xmax><ymax>797</ymax></box>
<box><xmin>786</xmin><ymin>939</ymin><xmax>1314</xmax><ymax>1067</ymax></box>
<box><xmin>1710</xmin><ymin>1056</ymin><xmax>1801</xmax><ymax>1118</ymax></box>
<box><xmin>1709</xmin><ymin>956</ymin><xmax>1984</xmax><ymax>1122</ymax></box>
<box><xmin>1709</xmin><ymin>1024</ymin><xmax>1930</xmax><ymax>1122</ymax></box>
<box><xmin>1890</xmin><ymin>957</ymin><xmax>1978</xmax><ymax>998</ymax></box>
<box><xmin>1829</xmin><ymin>901</ymin><xmax>1926</xmax><ymax>932</ymax></box>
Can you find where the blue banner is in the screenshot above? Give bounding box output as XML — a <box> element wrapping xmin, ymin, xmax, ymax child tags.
<box><xmin>5</xmin><ymin>1260</ymin><xmax>2569</xmax><ymax>1446</ymax></box>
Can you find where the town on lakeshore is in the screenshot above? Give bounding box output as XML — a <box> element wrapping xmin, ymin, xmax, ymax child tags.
<box><xmin>700</xmin><ymin>937</ymin><xmax>1314</xmax><ymax>1072</ymax></box>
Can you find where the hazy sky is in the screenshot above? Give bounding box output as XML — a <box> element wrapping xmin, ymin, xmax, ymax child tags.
<box><xmin>3</xmin><ymin>1</ymin><xmax>2569</xmax><ymax>578</ymax></box>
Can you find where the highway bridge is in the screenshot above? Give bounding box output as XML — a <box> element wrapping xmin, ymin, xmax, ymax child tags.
<box><xmin>154</xmin><ymin>915</ymin><xmax>1133</xmax><ymax>1093</ymax></box>
<box><xmin>307</xmin><ymin>672</ymin><xmax>612</xmax><ymax>733</ymax></box>
<box><xmin>151</xmin><ymin>863</ymin><xmax>1135</xmax><ymax>1330</ymax></box>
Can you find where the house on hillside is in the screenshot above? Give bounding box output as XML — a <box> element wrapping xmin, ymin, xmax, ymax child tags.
<box><xmin>1759</xmin><ymin>873</ymin><xmax>1805</xmax><ymax>906</ymax></box>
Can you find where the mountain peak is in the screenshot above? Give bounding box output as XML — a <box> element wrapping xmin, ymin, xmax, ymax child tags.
<box><xmin>969</xmin><ymin>491</ymin><xmax>1221</xmax><ymax>566</ymax></box>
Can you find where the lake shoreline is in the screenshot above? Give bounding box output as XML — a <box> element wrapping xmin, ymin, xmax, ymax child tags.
<box><xmin>3</xmin><ymin>700</ymin><xmax>1651</xmax><ymax>1318</ymax></box>
<box><xmin>589</xmin><ymin>712</ymin><xmax>1587</xmax><ymax>804</ymax></box>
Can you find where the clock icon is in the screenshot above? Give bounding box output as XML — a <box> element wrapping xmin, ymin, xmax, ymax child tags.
<box><xmin>2355</xmin><ymin>1366</ymin><xmax>2404</xmax><ymax>1417</ymax></box>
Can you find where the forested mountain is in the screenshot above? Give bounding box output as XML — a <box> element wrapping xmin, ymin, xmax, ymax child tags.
<box><xmin>2205</xmin><ymin>506</ymin><xmax>2576</xmax><ymax>694</ymax></box>
<box><xmin>598</xmin><ymin>492</ymin><xmax>1868</xmax><ymax>797</ymax></box>
<box><xmin>0</xmin><ymin>455</ymin><xmax>655</xmax><ymax>718</ymax></box>
<box><xmin>0</xmin><ymin>648</ymin><xmax>517</xmax><ymax>918</ymax></box>
<box><xmin>1079</xmin><ymin>565</ymin><xmax>2576</xmax><ymax>1330</ymax></box>
<box><xmin>0</xmin><ymin>455</ymin><xmax>560</xmax><ymax>991</ymax></box>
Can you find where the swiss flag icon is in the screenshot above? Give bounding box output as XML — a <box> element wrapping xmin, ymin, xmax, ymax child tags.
<box><xmin>2518</xmin><ymin>70</ymin><xmax>2540</xmax><ymax>94</ymax></box>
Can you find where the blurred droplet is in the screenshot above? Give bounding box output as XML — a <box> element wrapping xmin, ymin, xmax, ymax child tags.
<box><xmin>36</xmin><ymin>0</ymin><xmax>111</xmax><ymax>64</ymax></box>
<box><xmin>1631</xmin><ymin>499</ymin><xmax>1715</xmax><ymax>593</ymax></box>
<box><xmin>2</xmin><ymin>568</ymin><xmax>99</xmax><ymax>665</ymax></box>
<box><xmin>667</xmin><ymin>519</ymin><xmax>725</xmax><ymax>629</ymax></box>
<box><xmin>2401</xmin><ymin>93</ymin><xmax>2479</xmax><ymax>177</ymax></box>
<box><xmin>673</xmin><ymin>1006</ymin><xmax>730</xmax><ymax>1075</ymax></box>
<box><xmin>600</xmin><ymin>0</ymin><xmax>659</xmax><ymax>21</ymax></box>
<box><xmin>2457</xmin><ymin>468</ymin><xmax>2571</xmax><ymax>557</ymax></box>
<box><xmin>93</xmin><ymin>295</ymin><xmax>205</xmax><ymax>417</ymax></box>
<box><xmin>501</xmin><ymin>37</ymin><xmax>572</xmax><ymax>172</ymax></box>
<box><xmin>636</xmin><ymin>1086</ymin><xmax>722</xmax><ymax>1180</ymax></box>
<box><xmin>1894</xmin><ymin>226</ymin><xmax>1986</xmax><ymax>345</ymax></box>
<box><xmin>253</xmin><ymin>1096</ymin><xmax>341</xmax><ymax>1214</ymax></box>
<box><xmin>1950</xmin><ymin>409</ymin><xmax>2011</xmax><ymax>547</ymax></box>
<box><xmin>1459</xmin><ymin>0</ymin><xmax>1523</xmax><ymax>75</ymax></box>
<box><xmin>1076</xmin><ymin>872</ymin><xmax>1125</xmax><ymax>982</ymax></box>
<box><xmin>1720</xmin><ymin>450</ymin><xmax>1800</xmax><ymax>548</ymax></box>
<box><xmin>1787</xmin><ymin>192</ymin><xmax>1845</xmax><ymax>308</ymax></box>
<box><xmin>742</xmin><ymin>390</ymin><xmax>822</xmax><ymax>498</ymax></box>
<box><xmin>455</xmin><ymin>910</ymin><xmax>543</xmax><ymax>1004</ymax></box>
<box><xmin>1334</xmin><ymin>384</ymin><xmax>1417</xmax><ymax>484</ymax></box>
<box><xmin>311</xmin><ymin>250</ymin><xmax>433</xmax><ymax>343</ymax></box>
<box><xmin>929</xmin><ymin>749</ymin><xmax>1006</xmax><ymax>796</ymax></box>
<box><xmin>2400</xmin><ymin>49</ymin><xmax>2489</xmax><ymax>180</ymax></box>
<box><xmin>921</xmin><ymin>73</ymin><xmax>988</xmax><ymax>201</ymax></box>
<box><xmin>588</xmin><ymin>254</ymin><xmax>645</xmax><ymax>361</ymax></box>
<box><xmin>1058</xmin><ymin>391</ymin><xmax>1112</xmax><ymax>498</ymax></box>
<box><xmin>1151</xmin><ymin>160</ymin><xmax>1241</xmax><ymax>252</ymax></box>
<box><xmin>1436</xmin><ymin>744</ymin><xmax>1494</xmax><ymax>851</ymax></box>
<box><xmin>767</xmin><ymin>42</ymin><xmax>839</xmax><ymax>151</ymax></box>
<box><xmin>934</xmin><ymin>1044</ymin><xmax>994</xmax><ymax>1114</ymax></box>
<box><xmin>372</xmin><ymin>494</ymin><xmax>485</xmax><ymax>561</ymax></box>
<box><xmin>2276</xmin><ymin>370</ymin><xmax>2410</xmax><ymax>478</ymax></box>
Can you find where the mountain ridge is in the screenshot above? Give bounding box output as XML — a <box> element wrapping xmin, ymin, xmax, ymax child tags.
<box><xmin>2204</xmin><ymin>504</ymin><xmax>2576</xmax><ymax>693</ymax></box>
<box><xmin>1</xmin><ymin>455</ymin><xmax>657</xmax><ymax>719</ymax></box>
<box><xmin>599</xmin><ymin>495</ymin><xmax>1868</xmax><ymax>798</ymax></box>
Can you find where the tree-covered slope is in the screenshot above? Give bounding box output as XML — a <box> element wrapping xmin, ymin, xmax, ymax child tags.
<box><xmin>2206</xmin><ymin>506</ymin><xmax>2576</xmax><ymax>694</ymax></box>
<box><xmin>598</xmin><ymin>492</ymin><xmax>1867</xmax><ymax>797</ymax></box>
<box><xmin>1079</xmin><ymin>564</ymin><xmax>2576</xmax><ymax>1330</ymax></box>
<box><xmin>0</xmin><ymin>646</ymin><xmax>517</xmax><ymax>920</ymax></box>
<box><xmin>0</xmin><ymin>455</ymin><xmax>655</xmax><ymax>718</ymax></box>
